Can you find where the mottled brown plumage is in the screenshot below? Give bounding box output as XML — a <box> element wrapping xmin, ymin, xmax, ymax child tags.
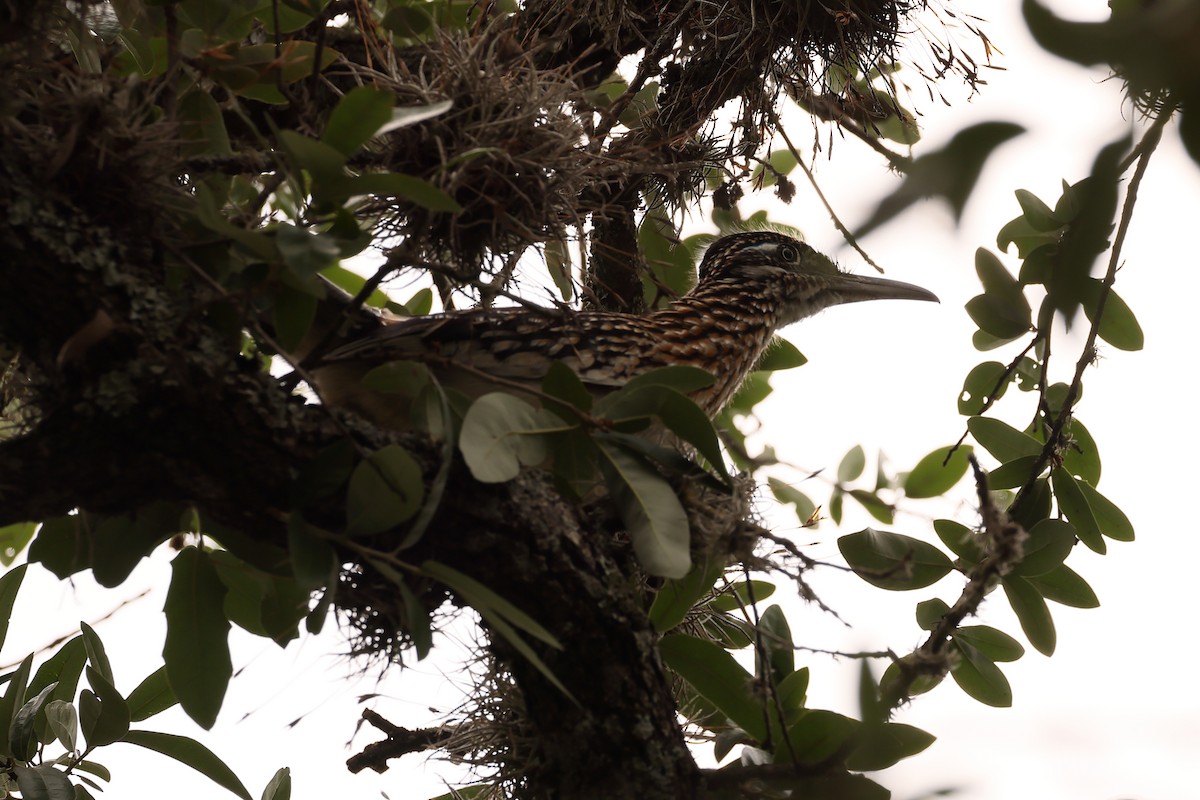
<box><xmin>313</xmin><ymin>231</ymin><xmax>937</xmax><ymax>427</ymax></box>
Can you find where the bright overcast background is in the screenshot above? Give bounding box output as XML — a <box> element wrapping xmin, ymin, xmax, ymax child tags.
<box><xmin>7</xmin><ymin>1</ymin><xmax>1199</xmax><ymax>798</ymax></box>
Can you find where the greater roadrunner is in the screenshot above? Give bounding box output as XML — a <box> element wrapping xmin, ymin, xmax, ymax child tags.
<box><xmin>312</xmin><ymin>231</ymin><xmax>937</xmax><ymax>428</ymax></box>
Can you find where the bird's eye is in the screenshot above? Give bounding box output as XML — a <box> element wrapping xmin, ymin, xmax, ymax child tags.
<box><xmin>779</xmin><ymin>244</ymin><xmax>800</xmax><ymax>263</ymax></box>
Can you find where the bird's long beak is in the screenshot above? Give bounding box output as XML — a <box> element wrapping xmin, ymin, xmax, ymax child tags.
<box><xmin>824</xmin><ymin>272</ymin><xmax>939</xmax><ymax>305</ymax></box>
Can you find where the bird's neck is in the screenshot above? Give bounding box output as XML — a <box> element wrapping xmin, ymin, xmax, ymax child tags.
<box><xmin>643</xmin><ymin>280</ymin><xmax>788</xmax><ymax>413</ymax></box>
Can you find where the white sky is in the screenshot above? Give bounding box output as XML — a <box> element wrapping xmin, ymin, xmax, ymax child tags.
<box><xmin>6</xmin><ymin>1</ymin><xmax>1197</xmax><ymax>798</ymax></box>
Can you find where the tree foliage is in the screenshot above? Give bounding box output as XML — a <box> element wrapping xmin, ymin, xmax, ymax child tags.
<box><xmin>0</xmin><ymin>0</ymin><xmax>1192</xmax><ymax>798</ymax></box>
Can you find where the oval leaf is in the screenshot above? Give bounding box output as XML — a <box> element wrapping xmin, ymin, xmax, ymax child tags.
<box><xmin>837</xmin><ymin>529</ymin><xmax>953</xmax><ymax>591</ymax></box>
<box><xmin>905</xmin><ymin>445</ymin><xmax>972</xmax><ymax>499</ymax></box>
<box><xmin>967</xmin><ymin>417</ymin><xmax>1042</xmax><ymax>463</ymax></box>
<box><xmin>459</xmin><ymin>394</ymin><xmax>565</xmax><ymax>483</ymax></box>
<box><xmin>346</xmin><ymin>445</ymin><xmax>425</xmax><ymax>536</ymax></box>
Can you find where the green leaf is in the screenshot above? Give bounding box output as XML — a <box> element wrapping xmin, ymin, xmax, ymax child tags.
<box><xmin>261</xmin><ymin>767</ymin><xmax>291</xmax><ymax>800</ymax></box>
<box><xmin>91</xmin><ymin>502</ymin><xmax>182</xmax><ymax>588</ymax></box>
<box><xmin>10</xmin><ymin>682</ymin><xmax>58</xmax><ymax>761</ymax></box>
<box><xmin>853</xmin><ymin>122</ymin><xmax>1024</xmax><ymax>237</ymax></box>
<box><xmin>271</xmin><ymin>286</ymin><xmax>317</xmax><ymax>354</ymax></box>
<box><xmin>1014</xmin><ymin>188</ymin><xmax>1061</xmax><ymax>231</ymax></box>
<box><xmin>337</xmin><ymin>172</ymin><xmax>462</xmax><ymax>212</ymax></box>
<box><xmin>80</xmin><ymin>622</ymin><xmax>114</xmax><ymax>685</ymax></box>
<box><xmin>12</xmin><ymin>765</ymin><xmax>74</xmax><ymax>800</ymax></box>
<box><xmin>659</xmin><ymin>634</ymin><xmax>766</xmax><ymax>742</ymax></box>
<box><xmin>346</xmin><ymin>445</ymin><xmax>425</xmax><ymax>535</ymax></box>
<box><xmin>904</xmin><ymin>445</ymin><xmax>972</xmax><ymax>498</ymax></box>
<box><xmin>82</xmin><ymin>667</ymin><xmax>130</xmax><ymax>747</ymax></box>
<box><xmin>1083</xmin><ymin>281</ymin><xmax>1144</xmax><ymax>351</ymax></box>
<box><xmin>616</xmin><ymin>365</ymin><xmax>715</xmax><ymax>395</ymax></box>
<box><xmin>769</xmin><ymin>478</ymin><xmax>817</xmax><ymax>528</ymax></box>
<box><xmin>0</xmin><ymin>564</ymin><xmax>27</xmax><ymax>654</ymax></box>
<box><xmin>421</xmin><ymin>561</ymin><xmax>570</xmax><ymax>700</ymax></box>
<box><xmin>599</xmin><ymin>384</ymin><xmax>730</xmax><ymax>480</ymax></box>
<box><xmin>958</xmin><ymin>361</ymin><xmax>1011</xmax><ymax>415</ymax></box>
<box><xmin>1059</xmin><ymin>418</ymin><xmax>1101</xmax><ymax>485</ymax></box>
<box><xmin>837</xmin><ymin>528</ymin><xmax>954</xmax><ymax>591</ymax></box>
<box><xmin>459</xmin><ymin>394</ymin><xmax>565</xmax><ymax>482</ymax></box>
<box><xmin>1002</xmin><ymin>575</ymin><xmax>1056</xmax><ymax>656</ymax></box>
<box><xmin>965</xmin><ymin>292</ymin><xmax>1032</xmax><ymax>339</ymax></box>
<box><xmin>1051</xmin><ymin>468</ymin><xmax>1104</xmax><ymax>554</ymax></box>
<box><xmin>28</xmin><ymin>516</ymin><xmax>89</xmax><ymax>579</ymax></box>
<box><xmin>286</xmin><ymin>515</ymin><xmax>337</xmax><ymax>590</ymax></box>
<box><xmin>420</xmin><ymin>562</ymin><xmax>559</xmax><ymax>648</ymax></box>
<box><xmin>915</xmin><ymin>597</ymin><xmax>950</xmax><ymax>630</ymax></box>
<box><xmin>1026</xmin><ymin>564</ymin><xmax>1100</xmax><ymax>608</ymax></box>
<box><xmin>44</xmin><ymin>700</ymin><xmax>77</xmax><ymax>752</ymax></box>
<box><xmin>1076</xmin><ymin>480</ymin><xmax>1134</xmax><ymax>542</ymax></box>
<box><xmin>648</xmin><ymin>560</ymin><xmax>725</xmax><ymax>632</ymax></box>
<box><xmin>164</xmin><ymin>548</ymin><xmax>232</xmax><ymax>730</ymax></box>
<box><xmin>1013</xmin><ymin>518</ymin><xmax>1077</xmax><ymax>576</ymax></box>
<box><xmin>783</xmin><ymin>709</ymin><xmax>859</xmax><ymax>765</ymax></box>
<box><xmin>846</xmin><ymin>722</ymin><xmax>936</xmax><ymax>771</ymax></box>
<box><xmin>756</xmin><ymin>604</ymin><xmax>794</xmax><ymax>683</ymax></box>
<box><xmin>754</xmin><ymin>338</ymin><xmax>807</xmax><ymax>371</ymax></box>
<box><xmin>967</xmin><ymin>416</ymin><xmax>1042</xmax><ymax>463</ymax></box>
<box><xmin>953</xmin><ymin>625</ymin><xmax>1024</xmax><ymax>662</ymax></box>
<box><xmin>122</xmin><ymin>730</ymin><xmax>252</xmax><ymax>800</ymax></box>
<box><xmin>838</xmin><ymin>445</ymin><xmax>866</xmax><ymax>483</ymax></box>
<box><xmin>933</xmin><ymin>519</ymin><xmax>986</xmax><ymax>563</ymax></box>
<box><xmin>543</xmin><ymin>239</ymin><xmax>574</xmax><ymax>302</ymax></box>
<box><xmin>0</xmin><ymin>524</ymin><xmax>36</xmax><ymax>567</ymax></box>
<box><xmin>276</xmin><ymin>223</ymin><xmax>340</xmax><ymax>278</ymax></box>
<box><xmin>322</xmin><ymin>86</ymin><xmax>395</xmax><ymax>157</ymax></box>
<box><xmin>849</xmin><ymin>489</ymin><xmax>894</xmax><ymax>524</ymax></box>
<box><xmin>0</xmin><ymin>654</ymin><xmax>33</xmax><ymax>758</ymax></box>
<box><xmin>950</xmin><ymin>640</ymin><xmax>1012</xmax><ymax>707</ymax></box>
<box><xmin>987</xmin><ymin>454</ymin><xmax>1042</xmax><ymax>490</ymax></box>
<box><xmin>597</xmin><ymin>443</ymin><xmax>691</xmax><ymax>579</ymax></box>
<box><xmin>126</xmin><ymin>667</ymin><xmax>178</xmax><ymax>723</ymax></box>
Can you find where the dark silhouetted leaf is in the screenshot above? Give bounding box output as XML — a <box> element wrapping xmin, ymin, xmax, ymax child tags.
<box><xmin>164</xmin><ymin>548</ymin><xmax>232</xmax><ymax>730</ymax></box>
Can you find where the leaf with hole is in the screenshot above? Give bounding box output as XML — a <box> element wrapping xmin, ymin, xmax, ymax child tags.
<box><xmin>959</xmin><ymin>361</ymin><xmax>1012</xmax><ymax>415</ymax></box>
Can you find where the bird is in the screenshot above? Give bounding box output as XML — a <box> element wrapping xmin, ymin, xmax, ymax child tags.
<box><xmin>309</xmin><ymin>230</ymin><xmax>938</xmax><ymax>429</ymax></box>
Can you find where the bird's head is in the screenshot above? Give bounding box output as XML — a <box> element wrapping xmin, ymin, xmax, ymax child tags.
<box><xmin>696</xmin><ymin>231</ymin><xmax>938</xmax><ymax>325</ymax></box>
